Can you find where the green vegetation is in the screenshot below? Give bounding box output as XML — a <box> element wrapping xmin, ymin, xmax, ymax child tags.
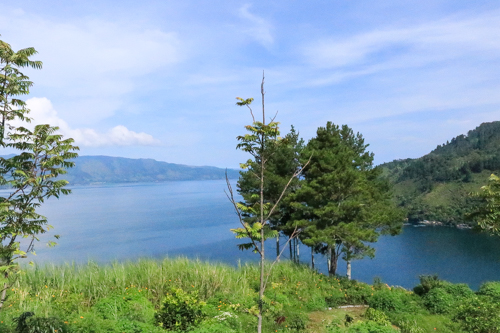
<box><xmin>467</xmin><ymin>173</ymin><xmax>500</xmax><ymax>234</ymax></box>
<box><xmin>228</xmin><ymin>78</ymin><xmax>310</xmax><ymax>333</ymax></box>
<box><xmin>0</xmin><ymin>258</ymin><xmax>495</xmax><ymax>332</ymax></box>
<box><xmin>381</xmin><ymin>121</ymin><xmax>500</xmax><ymax>225</ymax></box>
<box><xmin>0</xmin><ymin>38</ymin><xmax>78</xmax><ymax>310</ymax></box>
<box><xmin>3</xmin><ymin>34</ymin><xmax>500</xmax><ymax>332</ymax></box>
<box><xmin>291</xmin><ymin>122</ymin><xmax>403</xmax><ymax>277</ymax></box>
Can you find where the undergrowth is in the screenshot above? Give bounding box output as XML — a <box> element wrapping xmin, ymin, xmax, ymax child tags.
<box><xmin>0</xmin><ymin>258</ymin><xmax>493</xmax><ymax>332</ymax></box>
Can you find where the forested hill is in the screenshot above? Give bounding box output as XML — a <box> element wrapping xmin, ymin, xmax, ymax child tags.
<box><xmin>381</xmin><ymin>121</ymin><xmax>500</xmax><ymax>225</ymax></box>
<box><xmin>58</xmin><ymin>155</ymin><xmax>240</xmax><ymax>185</ymax></box>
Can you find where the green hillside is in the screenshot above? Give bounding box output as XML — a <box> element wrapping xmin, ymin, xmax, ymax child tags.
<box><xmin>381</xmin><ymin>121</ymin><xmax>500</xmax><ymax>225</ymax></box>
<box><xmin>59</xmin><ymin>155</ymin><xmax>240</xmax><ymax>185</ymax></box>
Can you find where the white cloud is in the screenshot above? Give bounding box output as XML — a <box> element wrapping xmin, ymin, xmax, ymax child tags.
<box><xmin>0</xmin><ymin>9</ymin><xmax>182</xmax><ymax>124</ymax></box>
<box><xmin>304</xmin><ymin>10</ymin><xmax>500</xmax><ymax>70</ymax></box>
<box><xmin>11</xmin><ymin>98</ymin><xmax>160</xmax><ymax>147</ymax></box>
<box><xmin>238</xmin><ymin>4</ymin><xmax>273</xmax><ymax>47</ymax></box>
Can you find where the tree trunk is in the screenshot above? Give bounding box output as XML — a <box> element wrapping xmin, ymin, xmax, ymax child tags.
<box><xmin>258</xmin><ymin>195</ymin><xmax>264</xmax><ymax>333</ymax></box>
<box><xmin>311</xmin><ymin>248</ymin><xmax>315</xmax><ymax>270</ymax></box>
<box><xmin>0</xmin><ymin>282</ymin><xmax>7</xmax><ymax>310</ymax></box>
<box><xmin>276</xmin><ymin>235</ymin><xmax>280</xmax><ymax>261</ymax></box>
<box><xmin>289</xmin><ymin>237</ymin><xmax>293</xmax><ymax>262</ymax></box>
<box><xmin>296</xmin><ymin>239</ymin><xmax>300</xmax><ymax>264</ymax></box>
<box><xmin>327</xmin><ymin>246</ymin><xmax>338</xmax><ymax>276</ymax></box>
<box><xmin>346</xmin><ymin>260</ymin><xmax>351</xmax><ymax>280</ymax></box>
<box><xmin>329</xmin><ymin>258</ymin><xmax>338</xmax><ymax>276</ymax></box>
<box><xmin>327</xmin><ymin>246</ymin><xmax>331</xmax><ymax>272</ymax></box>
<box><xmin>257</xmin><ymin>74</ymin><xmax>265</xmax><ymax>333</ymax></box>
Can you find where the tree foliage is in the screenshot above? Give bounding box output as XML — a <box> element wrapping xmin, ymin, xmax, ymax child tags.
<box><xmin>382</xmin><ymin>121</ymin><xmax>500</xmax><ymax>224</ymax></box>
<box><xmin>236</xmin><ymin>126</ymin><xmax>304</xmax><ymax>254</ymax></box>
<box><xmin>291</xmin><ymin>122</ymin><xmax>402</xmax><ymax>276</ymax></box>
<box><xmin>226</xmin><ymin>77</ymin><xmax>307</xmax><ymax>333</ymax></box>
<box><xmin>0</xmin><ymin>37</ymin><xmax>78</xmax><ymax>310</ymax></box>
<box><xmin>467</xmin><ymin>174</ymin><xmax>500</xmax><ymax>235</ymax></box>
<box><xmin>0</xmin><ymin>38</ymin><xmax>42</xmax><ymax>143</ymax></box>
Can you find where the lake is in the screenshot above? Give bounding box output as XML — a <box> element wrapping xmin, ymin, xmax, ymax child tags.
<box><xmin>9</xmin><ymin>179</ymin><xmax>500</xmax><ymax>290</ymax></box>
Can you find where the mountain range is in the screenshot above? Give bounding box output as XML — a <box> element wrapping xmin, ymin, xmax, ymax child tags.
<box><xmin>381</xmin><ymin>121</ymin><xmax>500</xmax><ymax>225</ymax></box>
<box><xmin>59</xmin><ymin>156</ymin><xmax>240</xmax><ymax>185</ymax></box>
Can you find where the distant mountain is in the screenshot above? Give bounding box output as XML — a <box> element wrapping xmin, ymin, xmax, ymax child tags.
<box><xmin>381</xmin><ymin>121</ymin><xmax>500</xmax><ymax>225</ymax></box>
<box><xmin>58</xmin><ymin>156</ymin><xmax>240</xmax><ymax>185</ymax></box>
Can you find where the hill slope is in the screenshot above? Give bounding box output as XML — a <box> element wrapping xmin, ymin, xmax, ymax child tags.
<box><xmin>381</xmin><ymin>121</ymin><xmax>500</xmax><ymax>224</ymax></box>
<box><xmin>59</xmin><ymin>155</ymin><xmax>240</xmax><ymax>185</ymax></box>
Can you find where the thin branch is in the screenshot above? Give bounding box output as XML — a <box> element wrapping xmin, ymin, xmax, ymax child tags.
<box><xmin>263</xmin><ymin>227</ymin><xmax>300</xmax><ymax>291</ymax></box>
<box><xmin>270</xmin><ymin>110</ymin><xmax>279</xmax><ymax>123</ymax></box>
<box><xmin>261</xmin><ymin>71</ymin><xmax>265</xmax><ymax>124</ymax></box>
<box><xmin>266</xmin><ymin>154</ymin><xmax>312</xmax><ymax>220</ymax></box>
<box><xmin>225</xmin><ymin>170</ymin><xmax>262</xmax><ymax>256</ymax></box>
<box><xmin>246</xmin><ymin>105</ymin><xmax>255</xmax><ymax>123</ymax></box>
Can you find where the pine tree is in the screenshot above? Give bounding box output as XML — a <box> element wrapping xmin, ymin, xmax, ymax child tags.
<box><xmin>291</xmin><ymin>122</ymin><xmax>402</xmax><ymax>277</ymax></box>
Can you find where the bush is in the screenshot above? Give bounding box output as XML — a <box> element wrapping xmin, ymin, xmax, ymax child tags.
<box><xmin>285</xmin><ymin>311</ymin><xmax>308</xmax><ymax>331</ymax></box>
<box><xmin>155</xmin><ymin>288</ymin><xmax>206</xmax><ymax>331</ymax></box>
<box><xmin>396</xmin><ymin>319</ymin><xmax>425</xmax><ymax>333</ymax></box>
<box><xmin>454</xmin><ymin>296</ymin><xmax>500</xmax><ymax>333</ymax></box>
<box><xmin>14</xmin><ymin>312</ymin><xmax>69</xmax><ymax>333</ymax></box>
<box><xmin>364</xmin><ymin>308</ymin><xmax>391</xmax><ymax>326</ymax></box>
<box><xmin>325</xmin><ymin>293</ymin><xmax>345</xmax><ymax>308</ymax></box>
<box><xmin>442</xmin><ymin>283</ymin><xmax>474</xmax><ymax>299</ymax></box>
<box><xmin>368</xmin><ymin>290</ymin><xmax>403</xmax><ymax>312</ymax></box>
<box><xmin>327</xmin><ymin>320</ymin><xmax>398</xmax><ymax>333</ymax></box>
<box><xmin>478</xmin><ymin>281</ymin><xmax>500</xmax><ymax>302</ymax></box>
<box><xmin>422</xmin><ymin>288</ymin><xmax>455</xmax><ymax>314</ymax></box>
<box><xmin>303</xmin><ymin>293</ymin><xmax>327</xmax><ymax>311</ymax></box>
<box><xmin>413</xmin><ymin>275</ymin><xmax>445</xmax><ymax>296</ymax></box>
<box><xmin>187</xmin><ymin>322</ymin><xmax>237</xmax><ymax>333</ymax></box>
<box><xmin>367</xmin><ymin>289</ymin><xmax>421</xmax><ymax>313</ymax></box>
<box><xmin>92</xmin><ymin>290</ymin><xmax>155</xmax><ymax>323</ymax></box>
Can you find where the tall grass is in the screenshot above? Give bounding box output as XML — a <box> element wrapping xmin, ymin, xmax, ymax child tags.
<box><xmin>0</xmin><ymin>258</ymin><xmax>477</xmax><ymax>332</ymax></box>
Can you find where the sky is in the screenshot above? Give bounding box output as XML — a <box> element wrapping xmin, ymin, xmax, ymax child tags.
<box><xmin>0</xmin><ymin>0</ymin><xmax>499</xmax><ymax>168</ymax></box>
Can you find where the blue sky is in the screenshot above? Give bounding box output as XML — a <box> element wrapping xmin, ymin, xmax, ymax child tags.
<box><xmin>1</xmin><ymin>0</ymin><xmax>499</xmax><ymax>168</ymax></box>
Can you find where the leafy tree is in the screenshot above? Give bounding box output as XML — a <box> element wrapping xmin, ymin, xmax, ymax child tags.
<box><xmin>225</xmin><ymin>75</ymin><xmax>309</xmax><ymax>333</ymax></box>
<box><xmin>0</xmin><ymin>38</ymin><xmax>42</xmax><ymax>143</ymax></box>
<box><xmin>236</xmin><ymin>125</ymin><xmax>304</xmax><ymax>260</ymax></box>
<box><xmin>0</xmin><ymin>38</ymin><xmax>78</xmax><ymax>309</ymax></box>
<box><xmin>291</xmin><ymin>122</ymin><xmax>402</xmax><ymax>277</ymax></box>
<box><xmin>467</xmin><ymin>174</ymin><xmax>500</xmax><ymax>235</ymax></box>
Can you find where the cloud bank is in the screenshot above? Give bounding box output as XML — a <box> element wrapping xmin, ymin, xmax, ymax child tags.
<box><xmin>16</xmin><ymin>98</ymin><xmax>160</xmax><ymax>147</ymax></box>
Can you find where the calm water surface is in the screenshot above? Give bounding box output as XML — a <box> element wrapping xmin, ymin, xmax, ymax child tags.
<box><xmin>9</xmin><ymin>180</ymin><xmax>500</xmax><ymax>290</ymax></box>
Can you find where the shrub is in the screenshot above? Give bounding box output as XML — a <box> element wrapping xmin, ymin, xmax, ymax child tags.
<box><xmin>92</xmin><ymin>290</ymin><xmax>155</xmax><ymax>323</ymax></box>
<box><xmin>187</xmin><ymin>322</ymin><xmax>237</xmax><ymax>333</ymax></box>
<box><xmin>478</xmin><ymin>281</ymin><xmax>500</xmax><ymax>302</ymax></box>
<box><xmin>115</xmin><ymin>320</ymin><xmax>165</xmax><ymax>333</ymax></box>
<box><xmin>64</xmin><ymin>313</ymin><xmax>120</xmax><ymax>333</ymax></box>
<box><xmin>364</xmin><ymin>308</ymin><xmax>391</xmax><ymax>326</ymax></box>
<box><xmin>454</xmin><ymin>296</ymin><xmax>500</xmax><ymax>333</ymax></box>
<box><xmin>368</xmin><ymin>290</ymin><xmax>403</xmax><ymax>312</ymax></box>
<box><xmin>308</xmin><ymin>295</ymin><xmax>328</xmax><ymax>311</ymax></box>
<box><xmin>396</xmin><ymin>319</ymin><xmax>425</xmax><ymax>333</ymax></box>
<box><xmin>155</xmin><ymin>288</ymin><xmax>206</xmax><ymax>331</ymax></box>
<box><xmin>372</xmin><ymin>277</ymin><xmax>385</xmax><ymax>290</ymax></box>
<box><xmin>413</xmin><ymin>275</ymin><xmax>446</xmax><ymax>296</ymax></box>
<box><xmin>285</xmin><ymin>311</ymin><xmax>308</xmax><ymax>331</ymax></box>
<box><xmin>367</xmin><ymin>289</ymin><xmax>421</xmax><ymax>313</ymax></box>
<box><xmin>325</xmin><ymin>293</ymin><xmax>345</xmax><ymax>308</ymax></box>
<box><xmin>327</xmin><ymin>320</ymin><xmax>398</xmax><ymax>333</ymax></box>
<box><xmin>422</xmin><ymin>288</ymin><xmax>455</xmax><ymax>314</ymax></box>
<box><xmin>14</xmin><ymin>312</ymin><xmax>69</xmax><ymax>333</ymax></box>
<box><xmin>442</xmin><ymin>283</ymin><xmax>474</xmax><ymax>299</ymax></box>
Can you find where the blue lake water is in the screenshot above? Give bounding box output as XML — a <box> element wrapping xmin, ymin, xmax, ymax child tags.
<box><xmin>9</xmin><ymin>179</ymin><xmax>500</xmax><ymax>290</ymax></box>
